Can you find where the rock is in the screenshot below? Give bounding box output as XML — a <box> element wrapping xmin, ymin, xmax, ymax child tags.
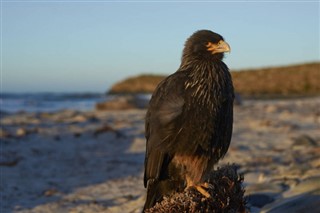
<box><xmin>234</xmin><ymin>92</ymin><xmax>243</xmax><ymax>105</ymax></box>
<box><xmin>43</xmin><ymin>188</ymin><xmax>60</xmax><ymax>197</ymax></box>
<box><xmin>245</xmin><ymin>182</ymin><xmax>283</xmax><ymax>208</ymax></box>
<box><xmin>247</xmin><ymin>193</ymin><xmax>275</xmax><ymax>208</ymax></box>
<box><xmin>292</xmin><ymin>134</ymin><xmax>318</xmax><ymax>147</ymax></box>
<box><xmin>53</xmin><ymin>135</ymin><xmax>61</xmax><ymax>141</ymax></box>
<box><xmin>0</xmin><ymin>159</ymin><xmax>20</xmax><ymax>167</ymax></box>
<box><xmin>244</xmin><ymin>172</ymin><xmax>268</xmax><ymax>184</ymax></box>
<box><xmin>16</xmin><ymin>128</ymin><xmax>27</xmax><ymax>137</ymax></box>
<box><xmin>94</xmin><ymin>124</ymin><xmax>124</xmax><ymax>138</ymax></box>
<box><xmin>145</xmin><ymin>165</ymin><xmax>246</xmax><ymax>213</ymax></box>
<box><xmin>265</xmin><ymin>105</ymin><xmax>279</xmax><ymax>113</ymax></box>
<box><xmin>87</xmin><ymin>115</ymin><xmax>100</xmax><ymax>123</ymax></box>
<box><xmin>261</xmin><ymin>190</ymin><xmax>320</xmax><ymax>213</ymax></box>
<box><xmin>74</xmin><ymin>132</ymin><xmax>82</xmax><ymax>138</ymax></box>
<box><xmin>15</xmin><ymin>127</ymin><xmax>38</xmax><ymax>137</ymax></box>
<box><xmin>69</xmin><ymin>115</ymin><xmax>87</xmax><ymax>123</ymax></box>
<box><xmin>96</xmin><ymin>96</ymin><xmax>136</xmax><ymax>110</ymax></box>
<box><xmin>245</xmin><ymin>181</ymin><xmax>284</xmax><ymax>206</ymax></box>
<box><xmin>283</xmin><ymin>176</ymin><xmax>320</xmax><ymax>198</ymax></box>
<box><xmin>310</xmin><ymin>158</ymin><xmax>320</xmax><ymax>168</ymax></box>
<box><xmin>0</xmin><ymin>128</ymin><xmax>13</xmax><ymax>138</ymax></box>
<box><xmin>249</xmin><ymin>206</ymin><xmax>261</xmax><ymax>213</ymax></box>
<box><xmin>261</xmin><ymin>176</ymin><xmax>320</xmax><ymax>213</ymax></box>
<box><xmin>96</xmin><ymin>95</ymin><xmax>150</xmax><ymax>110</ymax></box>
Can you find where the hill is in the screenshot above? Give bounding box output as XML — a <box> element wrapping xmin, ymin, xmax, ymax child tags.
<box><xmin>108</xmin><ymin>62</ymin><xmax>320</xmax><ymax>98</ymax></box>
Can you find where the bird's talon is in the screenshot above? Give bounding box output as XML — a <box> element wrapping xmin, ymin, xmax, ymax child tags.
<box><xmin>202</xmin><ymin>182</ymin><xmax>214</xmax><ymax>189</ymax></box>
<box><xmin>195</xmin><ymin>185</ymin><xmax>211</xmax><ymax>198</ymax></box>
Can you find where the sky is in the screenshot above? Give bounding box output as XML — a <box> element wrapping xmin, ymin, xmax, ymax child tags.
<box><xmin>1</xmin><ymin>0</ymin><xmax>319</xmax><ymax>93</ymax></box>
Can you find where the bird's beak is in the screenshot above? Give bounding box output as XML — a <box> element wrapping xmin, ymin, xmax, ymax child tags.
<box><xmin>206</xmin><ymin>40</ymin><xmax>231</xmax><ymax>54</ymax></box>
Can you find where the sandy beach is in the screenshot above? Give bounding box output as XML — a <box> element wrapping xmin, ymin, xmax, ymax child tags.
<box><xmin>1</xmin><ymin>97</ymin><xmax>320</xmax><ymax>213</ymax></box>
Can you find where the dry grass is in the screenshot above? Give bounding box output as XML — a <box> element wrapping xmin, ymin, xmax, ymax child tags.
<box><xmin>108</xmin><ymin>62</ymin><xmax>320</xmax><ymax>97</ymax></box>
<box><xmin>109</xmin><ymin>74</ymin><xmax>164</xmax><ymax>95</ymax></box>
<box><xmin>231</xmin><ymin>62</ymin><xmax>320</xmax><ymax>98</ymax></box>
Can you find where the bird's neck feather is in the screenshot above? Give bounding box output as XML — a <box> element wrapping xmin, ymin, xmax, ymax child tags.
<box><xmin>180</xmin><ymin>58</ymin><xmax>228</xmax><ymax>107</ymax></box>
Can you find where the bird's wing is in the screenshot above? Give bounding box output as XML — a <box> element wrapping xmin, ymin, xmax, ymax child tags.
<box><xmin>208</xmin><ymin>65</ymin><xmax>234</xmax><ymax>161</ymax></box>
<box><xmin>144</xmin><ymin>71</ymin><xmax>187</xmax><ymax>187</ymax></box>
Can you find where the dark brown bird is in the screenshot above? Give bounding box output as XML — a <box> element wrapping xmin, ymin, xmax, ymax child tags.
<box><xmin>143</xmin><ymin>30</ymin><xmax>234</xmax><ymax>211</ymax></box>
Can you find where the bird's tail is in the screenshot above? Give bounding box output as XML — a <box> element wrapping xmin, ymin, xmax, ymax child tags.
<box><xmin>143</xmin><ymin>179</ymin><xmax>180</xmax><ymax>212</ymax></box>
<box><xmin>143</xmin><ymin>179</ymin><xmax>160</xmax><ymax>212</ymax></box>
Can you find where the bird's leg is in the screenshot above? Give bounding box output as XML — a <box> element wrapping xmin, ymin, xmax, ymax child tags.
<box><xmin>186</xmin><ymin>177</ymin><xmax>213</xmax><ymax>198</ymax></box>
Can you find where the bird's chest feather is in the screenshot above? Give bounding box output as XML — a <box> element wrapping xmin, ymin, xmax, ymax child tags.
<box><xmin>179</xmin><ymin>67</ymin><xmax>229</xmax><ymax>150</ymax></box>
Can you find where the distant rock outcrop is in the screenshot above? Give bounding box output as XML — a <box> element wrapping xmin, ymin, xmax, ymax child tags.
<box><xmin>108</xmin><ymin>74</ymin><xmax>165</xmax><ymax>95</ymax></box>
<box><xmin>108</xmin><ymin>62</ymin><xmax>320</xmax><ymax>97</ymax></box>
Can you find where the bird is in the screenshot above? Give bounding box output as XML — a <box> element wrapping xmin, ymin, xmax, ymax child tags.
<box><xmin>143</xmin><ymin>30</ymin><xmax>234</xmax><ymax>211</ymax></box>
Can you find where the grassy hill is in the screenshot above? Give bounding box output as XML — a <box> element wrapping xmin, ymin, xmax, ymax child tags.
<box><xmin>108</xmin><ymin>62</ymin><xmax>320</xmax><ymax>98</ymax></box>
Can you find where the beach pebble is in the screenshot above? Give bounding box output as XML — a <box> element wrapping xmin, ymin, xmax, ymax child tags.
<box><xmin>69</xmin><ymin>115</ymin><xmax>87</xmax><ymax>123</ymax></box>
<box><xmin>16</xmin><ymin>128</ymin><xmax>27</xmax><ymax>137</ymax></box>
<box><xmin>292</xmin><ymin>134</ymin><xmax>318</xmax><ymax>147</ymax></box>
<box><xmin>0</xmin><ymin>128</ymin><xmax>12</xmax><ymax>138</ymax></box>
<box><xmin>15</xmin><ymin>127</ymin><xmax>38</xmax><ymax>137</ymax></box>
<box><xmin>309</xmin><ymin>158</ymin><xmax>320</xmax><ymax>168</ymax></box>
<box><xmin>265</xmin><ymin>105</ymin><xmax>279</xmax><ymax>113</ymax></box>
<box><xmin>43</xmin><ymin>188</ymin><xmax>60</xmax><ymax>197</ymax></box>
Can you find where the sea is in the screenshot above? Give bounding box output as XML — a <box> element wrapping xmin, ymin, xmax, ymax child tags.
<box><xmin>0</xmin><ymin>93</ymin><xmax>111</xmax><ymax>113</ymax></box>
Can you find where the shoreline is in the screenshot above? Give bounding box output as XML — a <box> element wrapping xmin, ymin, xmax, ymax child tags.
<box><xmin>1</xmin><ymin>97</ymin><xmax>320</xmax><ymax>212</ymax></box>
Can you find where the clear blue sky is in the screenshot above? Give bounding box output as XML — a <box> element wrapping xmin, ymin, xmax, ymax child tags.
<box><xmin>2</xmin><ymin>1</ymin><xmax>319</xmax><ymax>93</ymax></box>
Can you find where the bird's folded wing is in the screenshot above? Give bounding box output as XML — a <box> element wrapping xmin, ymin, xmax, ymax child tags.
<box><xmin>144</xmin><ymin>72</ymin><xmax>187</xmax><ymax>186</ymax></box>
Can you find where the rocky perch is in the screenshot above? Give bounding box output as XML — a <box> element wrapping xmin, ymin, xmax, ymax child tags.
<box><xmin>145</xmin><ymin>165</ymin><xmax>246</xmax><ymax>213</ymax></box>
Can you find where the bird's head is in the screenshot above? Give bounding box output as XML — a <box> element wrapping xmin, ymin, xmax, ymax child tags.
<box><xmin>182</xmin><ymin>30</ymin><xmax>231</xmax><ymax>61</ymax></box>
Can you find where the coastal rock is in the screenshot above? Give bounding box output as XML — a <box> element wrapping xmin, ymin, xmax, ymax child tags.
<box><xmin>245</xmin><ymin>181</ymin><xmax>285</xmax><ymax>208</ymax></box>
<box><xmin>234</xmin><ymin>92</ymin><xmax>243</xmax><ymax>105</ymax></box>
<box><xmin>261</xmin><ymin>176</ymin><xmax>320</xmax><ymax>213</ymax></box>
<box><xmin>292</xmin><ymin>134</ymin><xmax>318</xmax><ymax>147</ymax></box>
<box><xmin>245</xmin><ymin>183</ymin><xmax>283</xmax><ymax>200</ymax></box>
<box><xmin>107</xmin><ymin>62</ymin><xmax>320</xmax><ymax>96</ymax></box>
<box><xmin>96</xmin><ymin>95</ymin><xmax>150</xmax><ymax>110</ymax></box>
<box><xmin>0</xmin><ymin>128</ymin><xmax>13</xmax><ymax>139</ymax></box>
<box><xmin>261</xmin><ymin>190</ymin><xmax>320</xmax><ymax>213</ymax></box>
<box><xmin>94</xmin><ymin>124</ymin><xmax>124</xmax><ymax>138</ymax></box>
<box><xmin>96</xmin><ymin>96</ymin><xmax>136</xmax><ymax>110</ymax></box>
<box><xmin>247</xmin><ymin>193</ymin><xmax>275</xmax><ymax>208</ymax></box>
<box><xmin>16</xmin><ymin>128</ymin><xmax>27</xmax><ymax>137</ymax></box>
<box><xmin>15</xmin><ymin>127</ymin><xmax>38</xmax><ymax>137</ymax></box>
<box><xmin>283</xmin><ymin>176</ymin><xmax>320</xmax><ymax>198</ymax></box>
